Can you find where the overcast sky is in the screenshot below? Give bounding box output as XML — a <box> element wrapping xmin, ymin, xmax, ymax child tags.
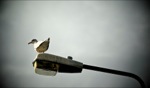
<box><xmin>0</xmin><ymin>1</ymin><xmax>149</xmax><ymax>88</ymax></box>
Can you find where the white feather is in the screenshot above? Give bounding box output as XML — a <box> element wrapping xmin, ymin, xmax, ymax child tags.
<box><xmin>33</xmin><ymin>41</ymin><xmax>43</xmax><ymax>49</ymax></box>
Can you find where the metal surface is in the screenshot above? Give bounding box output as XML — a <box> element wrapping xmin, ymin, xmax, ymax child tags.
<box><xmin>32</xmin><ymin>53</ymin><xmax>145</xmax><ymax>88</ymax></box>
<box><xmin>33</xmin><ymin>53</ymin><xmax>83</xmax><ymax>73</ymax></box>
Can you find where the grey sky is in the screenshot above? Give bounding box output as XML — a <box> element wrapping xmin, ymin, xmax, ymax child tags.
<box><xmin>0</xmin><ymin>1</ymin><xmax>149</xmax><ymax>87</ymax></box>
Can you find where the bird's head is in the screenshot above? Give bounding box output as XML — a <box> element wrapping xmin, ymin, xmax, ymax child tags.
<box><xmin>28</xmin><ymin>39</ymin><xmax>38</xmax><ymax>44</ymax></box>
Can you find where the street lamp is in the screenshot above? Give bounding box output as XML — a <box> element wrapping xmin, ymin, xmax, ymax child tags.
<box><xmin>32</xmin><ymin>53</ymin><xmax>145</xmax><ymax>88</ymax></box>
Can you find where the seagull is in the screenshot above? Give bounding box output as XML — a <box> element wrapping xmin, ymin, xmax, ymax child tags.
<box><xmin>28</xmin><ymin>37</ymin><xmax>50</xmax><ymax>53</ymax></box>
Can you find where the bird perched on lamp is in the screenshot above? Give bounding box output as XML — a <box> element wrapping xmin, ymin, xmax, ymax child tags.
<box><xmin>28</xmin><ymin>37</ymin><xmax>50</xmax><ymax>53</ymax></box>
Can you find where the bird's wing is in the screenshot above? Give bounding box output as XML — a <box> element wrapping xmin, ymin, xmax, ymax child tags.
<box><xmin>36</xmin><ymin>40</ymin><xmax>50</xmax><ymax>52</ymax></box>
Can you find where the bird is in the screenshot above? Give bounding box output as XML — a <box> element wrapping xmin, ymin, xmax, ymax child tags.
<box><xmin>28</xmin><ymin>37</ymin><xmax>50</xmax><ymax>53</ymax></box>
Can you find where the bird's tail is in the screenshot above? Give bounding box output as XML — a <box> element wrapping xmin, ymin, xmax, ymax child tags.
<box><xmin>48</xmin><ymin>37</ymin><xmax>50</xmax><ymax>41</ymax></box>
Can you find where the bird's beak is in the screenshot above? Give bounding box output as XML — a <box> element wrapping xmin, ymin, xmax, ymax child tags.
<box><xmin>28</xmin><ymin>41</ymin><xmax>32</xmax><ymax>44</ymax></box>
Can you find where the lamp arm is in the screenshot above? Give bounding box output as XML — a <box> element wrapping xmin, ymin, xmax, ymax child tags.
<box><xmin>83</xmin><ymin>64</ymin><xmax>145</xmax><ymax>88</ymax></box>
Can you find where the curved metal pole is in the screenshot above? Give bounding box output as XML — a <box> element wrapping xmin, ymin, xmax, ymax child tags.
<box><xmin>83</xmin><ymin>64</ymin><xmax>145</xmax><ymax>88</ymax></box>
